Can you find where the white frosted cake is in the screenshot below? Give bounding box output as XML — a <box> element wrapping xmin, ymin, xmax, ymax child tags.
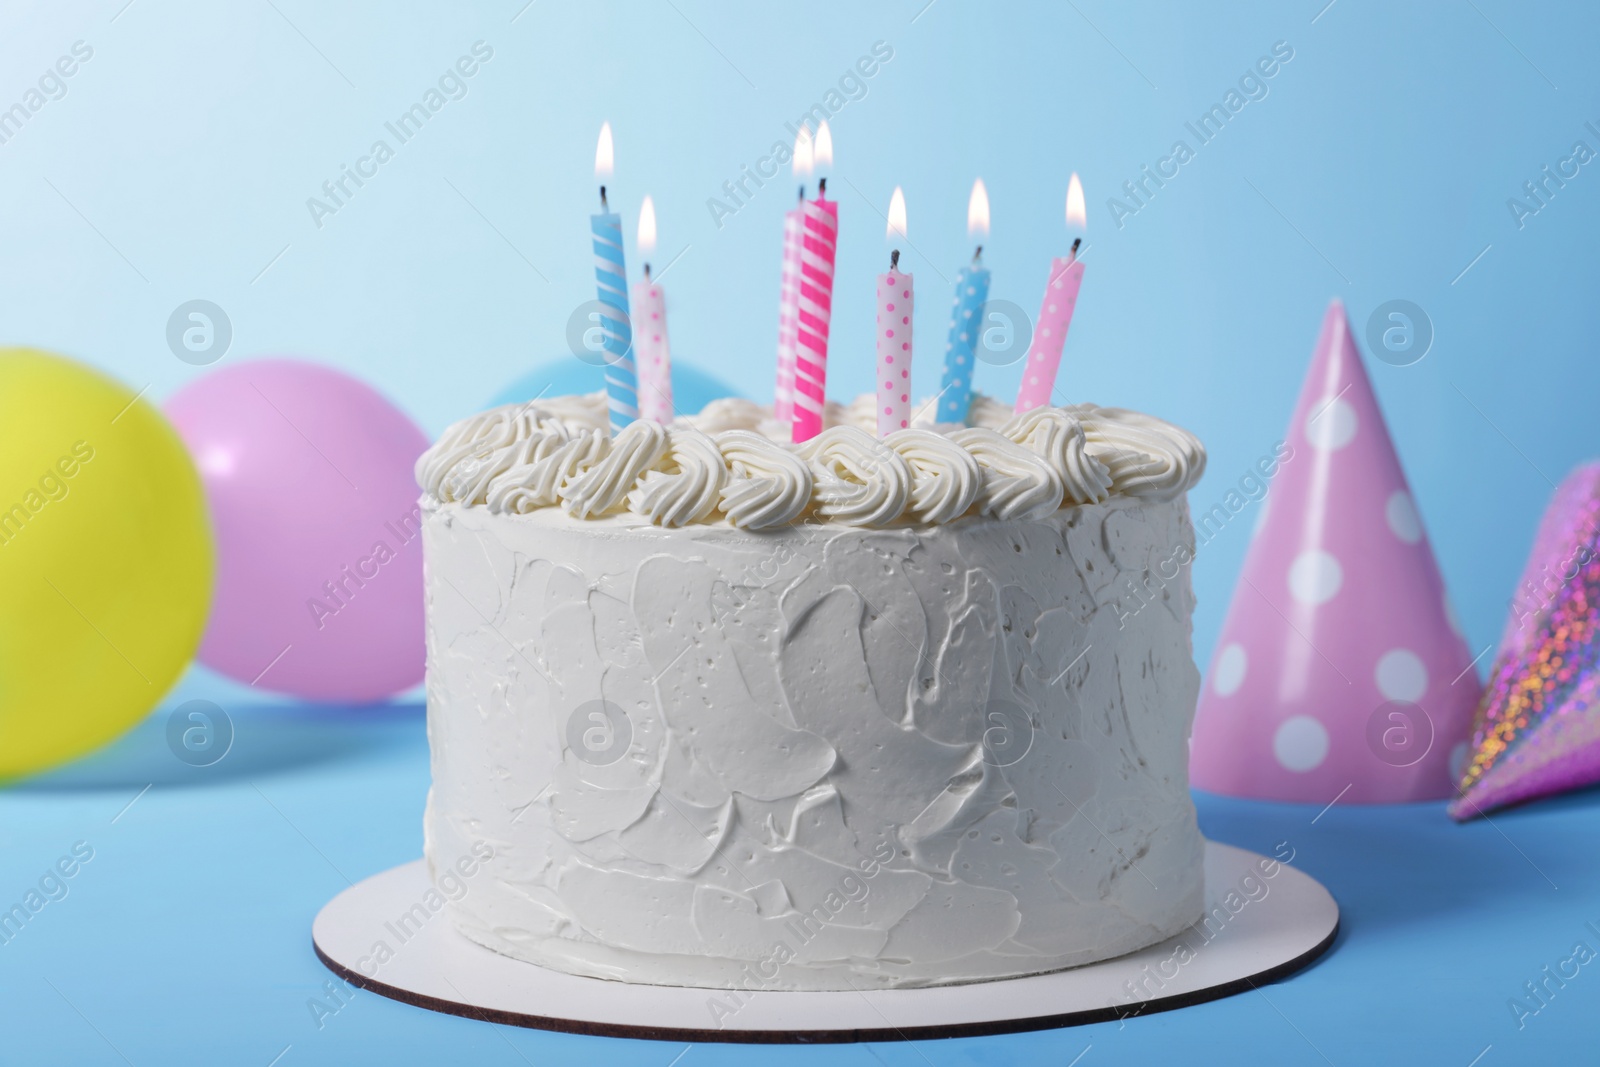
<box><xmin>415</xmin><ymin>392</ymin><xmax>1207</xmax><ymax>991</ymax></box>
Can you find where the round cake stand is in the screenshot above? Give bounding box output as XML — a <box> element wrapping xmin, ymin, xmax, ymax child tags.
<box><xmin>312</xmin><ymin>841</ymin><xmax>1337</xmax><ymax>1044</ymax></box>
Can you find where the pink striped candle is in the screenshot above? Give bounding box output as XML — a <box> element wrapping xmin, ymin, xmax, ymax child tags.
<box><xmin>877</xmin><ymin>251</ymin><xmax>913</xmax><ymax>435</ymax></box>
<box><xmin>774</xmin><ymin>195</ymin><xmax>804</xmax><ymax>427</ymax></box>
<box><xmin>1015</xmin><ymin>175</ymin><xmax>1088</xmax><ymax>413</ymax></box>
<box><xmin>774</xmin><ymin>128</ymin><xmax>813</xmax><ymax>430</ymax></box>
<box><xmin>791</xmin><ymin>180</ymin><xmax>838</xmax><ymax>444</ymax></box>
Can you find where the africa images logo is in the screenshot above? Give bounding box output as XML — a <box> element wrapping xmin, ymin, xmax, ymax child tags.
<box><xmin>305</xmin><ymin>41</ymin><xmax>495</xmax><ymax>229</ymax></box>
<box><xmin>0</xmin><ymin>41</ymin><xmax>94</xmax><ymax>148</ymax></box>
<box><xmin>566</xmin><ymin>699</ymin><xmax>633</xmax><ymax>766</ymax></box>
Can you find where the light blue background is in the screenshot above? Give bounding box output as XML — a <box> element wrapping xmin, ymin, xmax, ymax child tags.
<box><xmin>3</xmin><ymin>0</ymin><xmax>1598</xmax><ymax>1062</ymax></box>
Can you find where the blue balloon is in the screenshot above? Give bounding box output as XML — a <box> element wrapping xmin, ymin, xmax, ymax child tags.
<box><xmin>489</xmin><ymin>359</ymin><xmax>744</xmax><ymax>417</ymax></box>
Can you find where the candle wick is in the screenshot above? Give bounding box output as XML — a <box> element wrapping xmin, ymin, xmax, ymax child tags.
<box><xmin>599</xmin><ymin>185</ymin><xmax>609</xmax><ymax>211</ymax></box>
<box><xmin>973</xmin><ymin>245</ymin><xmax>983</xmax><ymax>266</ymax></box>
<box><xmin>643</xmin><ymin>263</ymin><xmax>652</xmax><ymax>280</ymax></box>
<box><xmin>797</xmin><ymin>184</ymin><xmax>805</xmax><ymax>203</ymax></box>
<box><xmin>1070</xmin><ymin>237</ymin><xmax>1082</xmax><ymax>255</ymax></box>
<box><xmin>817</xmin><ymin>177</ymin><xmax>827</xmax><ymax>198</ymax></box>
<box><xmin>889</xmin><ymin>249</ymin><xmax>900</xmax><ymax>271</ymax></box>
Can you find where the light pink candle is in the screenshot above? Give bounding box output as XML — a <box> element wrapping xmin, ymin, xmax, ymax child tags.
<box><xmin>877</xmin><ymin>254</ymin><xmax>913</xmax><ymax>434</ymax></box>
<box><xmin>1015</xmin><ymin>252</ymin><xmax>1082</xmax><ymax>412</ymax></box>
<box><xmin>632</xmin><ymin>273</ymin><xmax>673</xmax><ymax>423</ymax></box>
<box><xmin>791</xmin><ymin>181</ymin><xmax>837</xmax><ymax>444</ymax></box>
<box><xmin>1015</xmin><ymin>174</ymin><xmax>1087</xmax><ymax>413</ymax></box>
<box><xmin>876</xmin><ymin>187</ymin><xmax>911</xmax><ymax>436</ymax></box>
<box><xmin>633</xmin><ymin>195</ymin><xmax>673</xmax><ymax>423</ymax></box>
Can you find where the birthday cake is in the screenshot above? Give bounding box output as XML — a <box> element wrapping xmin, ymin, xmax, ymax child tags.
<box><xmin>415</xmin><ymin>391</ymin><xmax>1208</xmax><ymax>991</ymax></box>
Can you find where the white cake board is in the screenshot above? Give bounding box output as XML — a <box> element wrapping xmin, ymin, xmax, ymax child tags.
<box><xmin>312</xmin><ymin>841</ymin><xmax>1337</xmax><ymax>1043</ymax></box>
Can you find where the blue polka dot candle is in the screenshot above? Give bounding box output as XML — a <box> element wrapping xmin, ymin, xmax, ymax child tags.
<box><xmin>591</xmin><ymin>123</ymin><xmax>637</xmax><ymax>434</ymax></box>
<box><xmin>938</xmin><ymin>179</ymin><xmax>991</xmax><ymax>424</ymax></box>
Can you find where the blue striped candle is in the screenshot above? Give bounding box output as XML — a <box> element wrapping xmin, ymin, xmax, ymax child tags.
<box><xmin>938</xmin><ymin>252</ymin><xmax>990</xmax><ymax>424</ymax></box>
<box><xmin>592</xmin><ymin>189</ymin><xmax>637</xmax><ymax>434</ymax></box>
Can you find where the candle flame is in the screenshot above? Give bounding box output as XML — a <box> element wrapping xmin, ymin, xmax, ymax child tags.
<box><xmin>595</xmin><ymin>122</ymin><xmax>614</xmax><ymax>180</ymax></box>
<box><xmin>968</xmin><ymin>178</ymin><xmax>990</xmax><ymax>238</ymax></box>
<box><xmin>814</xmin><ymin>120</ymin><xmax>834</xmax><ymax>169</ymax></box>
<box><xmin>1065</xmin><ymin>172</ymin><xmax>1086</xmax><ymax>230</ymax></box>
<box><xmin>886</xmin><ymin>186</ymin><xmax>907</xmax><ymax>241</ymax></box>
<box><xmin>793</xmin><ymin>126</ymin><xmax>814</xmax><ymax>177</ymax></box>
<box><xmin>637</xmin><ymin>195</ymin><xmax>657</xmax><ymax>254</ymax></box>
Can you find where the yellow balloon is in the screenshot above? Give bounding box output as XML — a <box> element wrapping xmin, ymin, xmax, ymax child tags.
<box><xmin>0</xmin><ymin>350</ymin><xmax>213</xmax><ymax>779</ymax></box>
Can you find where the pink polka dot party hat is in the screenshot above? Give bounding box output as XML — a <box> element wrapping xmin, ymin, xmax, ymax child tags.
<box><xmin>1189</xmin><ymin>299</ymin><xmax>1481</xmax><ymax>804</ymax></box>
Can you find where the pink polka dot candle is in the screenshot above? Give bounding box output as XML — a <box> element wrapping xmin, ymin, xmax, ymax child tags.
<box><xmin>1015</xmin><ymin>174</ymin><xmax>1087</xmax><ymax>413</ymax></box>
<box><xmin>876</xmin><ymin>188</ymin><xmax>912</xmax><ymax>437</ymax></box>
<box><xmin>632</xmin><ymin>195</ymin><xmax>674</xmax><ymax>424</ymax></box>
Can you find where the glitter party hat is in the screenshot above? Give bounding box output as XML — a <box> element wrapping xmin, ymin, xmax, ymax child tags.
<box><xmin>1450</xmin><ymin>464</ymin><xmax>1600</xmax><ymax>820</ymax></box>
<box><xmin>1190</xmin><ymin>300</ymin><xmax>1481</xmax><ymax>804</ymax></box>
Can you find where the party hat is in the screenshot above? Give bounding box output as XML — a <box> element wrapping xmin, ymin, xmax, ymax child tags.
<box><xmin>1190</xmin><ymin>300</ymin><xmax>1481</xmax><ymax>803</ymax></box>
<box><xmin>1450</xmin><ymin>464</ymin><xmax>1600</xmax><ymax>819</ymax></box>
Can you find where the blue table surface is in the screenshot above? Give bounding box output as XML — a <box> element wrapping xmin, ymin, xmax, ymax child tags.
<box><xmin>4</xmin><ymin>699</ymin><xmax>1596</xmax><ymax>1066</ymax></box>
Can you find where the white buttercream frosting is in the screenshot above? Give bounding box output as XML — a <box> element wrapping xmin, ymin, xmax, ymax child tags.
<box><xmin>946</xmin><ymin>427</ymin><xmax>1066</xmax><ymax>521</ymax></box>
<box><xmin>560</xmin><ymin>420</ymin><xmax>669</xmax><ymax>519</ymax></box>
<box><xmin>417</xmin><ymin>387</ymin><xmax>1209</xmax><ymax>993</ymax></box>
<box><xmin>885</xmin><ymin>429</ymin><xmax>982</xmax><ymax>525</ymax></box>
<box><xmin>415</xmin><ymin>392</ymin><xmax>1205</xmax><ymax>530</ymax></box>
<box><xmin>1001</xmin><ymin>408</ymin><xmax>1115</xmax><ymax>505</ymax></box>
<box><xmin>627</xmin><ymin>427</ymin><xmax>726</xmax><ymax>528</ymax></box>
<box><xmin>715</xmin><ymin>430</ymin><xmax>813</xmax><ymax>530</ymax></box>
<box><xmin>422</xmin><ymin>494</ymin><xmax>1206</xmax><ymax>991</ymax></box>
<box><xmin>797</xmin><ymin>426</ymin><xmax>914</xmax><ymax>527</ymax></box>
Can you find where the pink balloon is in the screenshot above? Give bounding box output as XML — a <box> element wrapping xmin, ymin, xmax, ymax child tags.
<box><xmin>167</xmin><ymin>359</ymin><xmax>428</xmax><ymax>702</ymax></box>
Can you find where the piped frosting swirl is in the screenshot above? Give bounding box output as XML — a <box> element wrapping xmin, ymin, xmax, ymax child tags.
<box><xmin>627</xmin><ymin>427</ymin><xmax>726</xmax><ymax>527</ymax></box>
<box><xmin>887</xmin><ymin>428</ymin><xmax>983</xmax><ymax>525</ymax></box>
<box><xmin>947</xmin><ymin>428</ymin><xmax>1064</xmax><ymax>521</ymax></box>
<box><xmin>416</xmin><ymin>391</ymin><xmax>1204</xmax><ymax>529</ymax></box>
<box><xmin>560</xmin><ymin>420</ymin><xmax>668</xmax><ymax>519</ymax></box>
<box><xmin>798</xmin><ymin>426</ymin><xmax>914</xmax><ymax>527</ymax></box>
<box><xmin>717</xmin><ymin>430</ymin><xmax>813</xmax><ymax>530</ymax></box>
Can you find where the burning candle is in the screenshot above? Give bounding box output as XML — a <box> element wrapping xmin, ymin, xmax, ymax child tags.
<box><xmin>774</xmin><ymin>126</ymin><xmax>813</xmax><ymax>431</ymax></box>
<box><xmin>939</xmin><ymin>178</ymin><xmax>992</xmax><ymax>424</ymax></box>
<box><xmin>1015</xmin><ymin>173</ymin><xmax>1086</xmax><ymax>413</ymax></box>
<box><xmin>591</xmin><ymin>122</ymin><xmax>637</xmax><ymax>433</ymax></box>
<box><xmin>876</xmin><ymin>187</ymin><xmax>912</xmax><ymax>436</ymax></box>
<box><xmin>813</xmin><ymin>119</ymin><xmax>833</xmax><ymax>169</ymax></box>
<box><xmin>791</xmin><ymin>121</ymin><xmax>837</xmax><ymax>444</ymax></box>
<box><xmin>632</xmin><ymin>195</ymin><xmax>673</xmax><ymax>424</ymax></box>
